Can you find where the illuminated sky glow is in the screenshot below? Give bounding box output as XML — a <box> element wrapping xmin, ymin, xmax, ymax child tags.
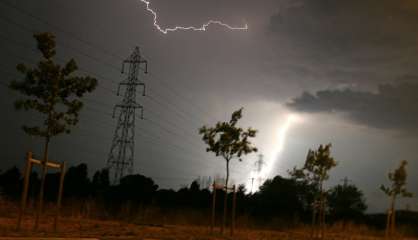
<box><xmin>247</xmin><ymin>114</ymin><xmax>300</xmax><ymax>192</ymax></box>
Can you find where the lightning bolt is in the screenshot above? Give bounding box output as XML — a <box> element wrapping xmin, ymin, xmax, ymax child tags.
<box><xmin>139</xmin><ymin>0</ymin><xmax>248</xmax><ymax>34</ymax></box>
<box><xmin>247</xmin><ymin>114</ymin><xmax>301</xmax><ymax>192</ymax></box>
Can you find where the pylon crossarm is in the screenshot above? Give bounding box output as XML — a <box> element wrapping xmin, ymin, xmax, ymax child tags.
<box><xmin>119</xmin><ymin>81</ymin><xmax>145</xmax><ymax>86</ymax></box>
<box><xmin>115</xmin><ymin>103</ymin><xmax>143</xmax><ymax>109</ymax></box>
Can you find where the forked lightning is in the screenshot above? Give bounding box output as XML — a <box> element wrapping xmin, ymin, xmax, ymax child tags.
<box><xmin>139</xmin><ymin>0</ymin><xmax>248</xmax><ymax>34</ymax></box>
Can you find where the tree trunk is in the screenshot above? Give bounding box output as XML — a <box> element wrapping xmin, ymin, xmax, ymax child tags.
<box><xmin>320</xmin><ymin>193</ymin><xmax>325</xmax><ymax>239</ymax></box>
<box><xmin>385</xmin><ymin>208</ymin><xmax>391</xmax><ymax>239</ymax></box>
<box><xmin>390</xmin><ymin>194</ymin><xmax>396</xmax><ymax>237</ymax></box>
<box><xmin>311</xmin><ymin>205</ymin><xmax>316</xmax><ymax>239</ymax></box>
<box><xmin>318</xmin><ymin>181</ymin><xmax>325</xmax><ymax>239</ymax></box>
<box><xmin>385</xmin><ymin>194</ymin><xmax>396</xmax><ymax>239</ymax></box>
<box><xmin>222</xmin><ymin>159</ymin><xmax>230</xmax><ymax>234</ymax></box>
<box><xmin>34</xmin><ymin>136</ymin><xmax>50</xmax><ymax>230</ymax></box>
<box><xmin>211</xmin><ymin>182</ymin><xmax>216</xmax><ymax>233</ymax></box>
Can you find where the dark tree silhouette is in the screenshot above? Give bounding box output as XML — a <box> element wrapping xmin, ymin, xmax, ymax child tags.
<box><xmin>0</xmin><ymin>166</ymin><xmax>21</xmax><ymax>199</ymax></box>
<box><xmin>327</xmin><ymin>183</ymin><xmax>367</xmax><ymax>222</ymax></box>
<box><xmin>289</xmin><ymin>143</ymin><xmax>337</xmax><ymax>238</ymax></box>
<box><xmin>199</xmin><ymin>107</ymin><xmax>257</xmax><ymax>233</ymax></box>
<box><xmin>380</xmin><ymin>160</ymin><xmax>413</xmax><ymax>237</ymax></box>
<box><xmin>64</xmin><ymin>163</ymin><xmax>91</xmax><ymax>198</ymax></box>
<box><xmin>199</xmin><ymin>108</ymin><xmax>257</xmax><ymax>189</ymax></box>
<box><xmin>190</xmin><ymin>180</ymin><xmax>200</xmax><ymax>192</ymax></box>
<box><xmin>252</xmin><ymin>175</ymin><xmax>311</xmax><ymax>223</ymax></box>
<box><xmin>92</xmin><ymin>168</ymin><xmax>110</xmax><ymax>197</ymax></box>
<box><xmin>9</xmin><ymin>32</ymin><xmax>97</xmax><ymax>226</ymax></box>
<box><xmin>10</xmin><ymin>32</ymin><xmax>98</xmax><ymax>157</ymax></box>
<box><xmin>117</xmin><ymin>174</ymin><xmax>158</xmax><ymax>203</ymax></box>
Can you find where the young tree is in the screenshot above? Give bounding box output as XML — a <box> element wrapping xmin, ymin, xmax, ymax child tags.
<box><xmin>10</xmin><ymin>32</ymin><xmax>97</xmax><ymax>229</ymax></box>
<box><xmin>289</xmin><ymin>143</ymin><xmax>337</xmax><ymax>238</ymax></box>
<box><xmin>380</xmin><ymin>160</ymin><xmax>413</xmax><ymax>238</ymax></box>
<box><xmin>199</xmin><ymin>108</ymin><xmax>257</xmax><ymax>233</ymax></box>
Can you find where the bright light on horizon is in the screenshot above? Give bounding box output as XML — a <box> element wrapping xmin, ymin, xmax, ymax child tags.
<box><xmin>246</xmin><ymin>113</ymin><xmax>301</xmax><ymax>192</ymax></box>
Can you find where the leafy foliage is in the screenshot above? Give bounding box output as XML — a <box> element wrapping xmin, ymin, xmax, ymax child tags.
<box><xmin>289</xmin><ymin>143</ymin><xmax>337</xmax><ymax>189</ymax></box>
<box><xmin>252</xmin><ymin>176</ymin><xmax>314</xmax><ymax>221</ymax></box>
<box><xmin>9</xmin><ymin>32</ymin><xmax>97</xmax><ymax>138</ymax></box>
<box><xmin>380</xmin><ymin>160</ymin><xmax>413</xmax><ymax>198</ymax></box>
<box><xmin>199</xmin><ymin>108</ymin><xmax>257</xmax><ymax>162</ymax></box>
<box><xmin>328</xmin><ymin>183</ymin><xmax>367</xmax><ymax>221</ymax></box>
<box><xmin>289</xmin><ymin>143</ymin><xmax>337</xmax><ymax>234</ymax></box>
<box><xmin>199</xmin><ymin>107</ymin><xmax>257</xmax><ymax>190</ymax></box>
<box><xmin>380</xmin><ymin>160</ymin><xmax>413</xmax><ymax>237</ymax></box>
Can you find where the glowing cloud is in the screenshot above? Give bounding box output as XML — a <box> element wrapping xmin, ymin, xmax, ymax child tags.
<box><xmin>139</xmin><ymin>0</ymin><xmax>248</xmax><ymax>34</ymax></box>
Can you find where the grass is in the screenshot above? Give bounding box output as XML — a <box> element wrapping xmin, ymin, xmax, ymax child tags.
<box><xmin>0</xmin><ymin>200</ymin><xmax>416</xmax><ymax>240</ymax></box>
<box><xmin>2</xmin><ymin>216</ymin><xmax>417</xmax><ymax>240</ymax></box>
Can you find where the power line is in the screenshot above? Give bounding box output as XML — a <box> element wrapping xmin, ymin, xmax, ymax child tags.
<box><xmin>0</xmin><ymin>0</ymin><xmax>126</xmax><ymax>61</ymax></box>
<box><xmin>0</xmin><ymin>32</ymin><xmax>117</xmax><ymax>95</ymax></box>
<box><xmin>0</xmin><ymin>36</ymin><xmax>207</xmax><ymax>159</ymax></box>
<box><xmin>0</xmin><ymin>85</ymin><xmax>212</xmax><ymax>185</ymax></box>
<box><xmin>60</xmin><ymin>125</ymin><xmax>210</xmax><ymax>184</ymax></box>
<box><xmin>80</xmin><ymin>101</ymin><xmax>212</xmax><ymax>165</ymax></box>
<box><xmin>0</xmin><ymin>19</ymin><xmax>209</xmax><ymax>130</ymax></box>
<box><xmin>0</xmin><ymin>6</ymin><xmax>248</xmax><ymax>179</ymax></box>
<box><xmin>0</xmin><ymin>1</ymin><xmax>217</xmax><ymax>125</ymax></box>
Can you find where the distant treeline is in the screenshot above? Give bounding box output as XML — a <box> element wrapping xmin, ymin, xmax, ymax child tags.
<box><xmin>0</xmin><ymin>164</ymin><xmax>417</xmax><ymax>231</ymax></box>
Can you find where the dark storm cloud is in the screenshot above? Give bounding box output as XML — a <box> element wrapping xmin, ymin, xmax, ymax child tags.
<box><xmin>287</xmin><ymin>79</ymin><xmax>418</xmax><ymax>133</ymax></box>
<box><xmin>2</xmin><ymin>0</ymin><xmax>418</xmax><ymax>211</ymax></box>
<box><xmin>273</xmin><ymin>0</ymin><xmax>418</xmax><ymax>133</ymax></box>
<box><xmin>267</xmin><ymin>0</ymin><xmax>418</xmax><ymax>87</ymax></box>
<box><xmin>270</xmin><ymin>0</ymin><xmax>418</xmax><ymax>52</ymax></box>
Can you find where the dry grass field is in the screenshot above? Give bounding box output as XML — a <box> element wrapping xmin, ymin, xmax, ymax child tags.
<box><xmin>1</xmin><ymin>216</ymin><xmax>416</xmax><ymax>240</ymax></box>
<box><xmin>0</xmin><ymin>201</ymin><xmax>416</xmax><ymax>240</ymax></box>
<box><xmin>0</xmin><ymin>217</ymin><xmax>388</xmax><ymax>240</ymax></box>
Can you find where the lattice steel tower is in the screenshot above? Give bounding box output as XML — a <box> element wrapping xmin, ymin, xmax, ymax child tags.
<box><xmin>107</xmin><ymin>47</ymin><xmax>147</xmax><ymax>183</ymax></box>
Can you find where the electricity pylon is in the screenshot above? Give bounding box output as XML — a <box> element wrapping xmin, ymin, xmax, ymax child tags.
<box><xmin>107</xmin><ymin>47</ymin><xmax>147</xmax><ymax>184</ymax></box>
<box><xmin>254</xmin><ymin>154</ymin><xmax>265</xmax><ymax>173</ymax></box>
<box><xmin>250</xmin><ymin>154</ymin><xmax>265</xmax><ymax>193</ymax></box>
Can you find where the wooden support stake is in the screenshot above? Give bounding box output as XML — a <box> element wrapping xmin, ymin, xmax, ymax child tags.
<box><xmin>385</xmin><ymin>209</ymin><xmax>391</xmax><ymax>239</ymax></box>
<box><xmin>221</xmin><ymin>185</ymin><xmax>228</xmax><ymax>234</ymax></box>
<box><xmin>17</xmin><ymin>152</ymin><xmax>33</xmax><ymax>230</ymax></box>
<box><xmin>16</xmin><ymin>150</ymin><xmax>65</xmax><ymax>232</ymax></box>
<box><xmin>54</xmin><ymin>161</ymin><xmax>66</xmax><ymax>231</ymax></box>
<box><xmin>34</xmin><ymin>160</ymin><xmax>48</xmax><ymax>230</ymax></box>
<box><xmin>230</xmin><ymin>185</ymin><xmax>237</xmax><ymax>236</ymax></box>
<box><xmin>211</xmin><ymin>182</ymin><xmax>216</xmax><ymax>233</ymax></box>
<box><xmin>391</xmin><ymin>208</ymin><xmax>396</xmax><ymax>238</ymax></box>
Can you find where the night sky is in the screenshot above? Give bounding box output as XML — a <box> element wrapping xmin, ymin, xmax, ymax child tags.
<box><xmin>1</xmin><ymin>0</ymin><xmax>417</xmax><ymax>212</ymax></box>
